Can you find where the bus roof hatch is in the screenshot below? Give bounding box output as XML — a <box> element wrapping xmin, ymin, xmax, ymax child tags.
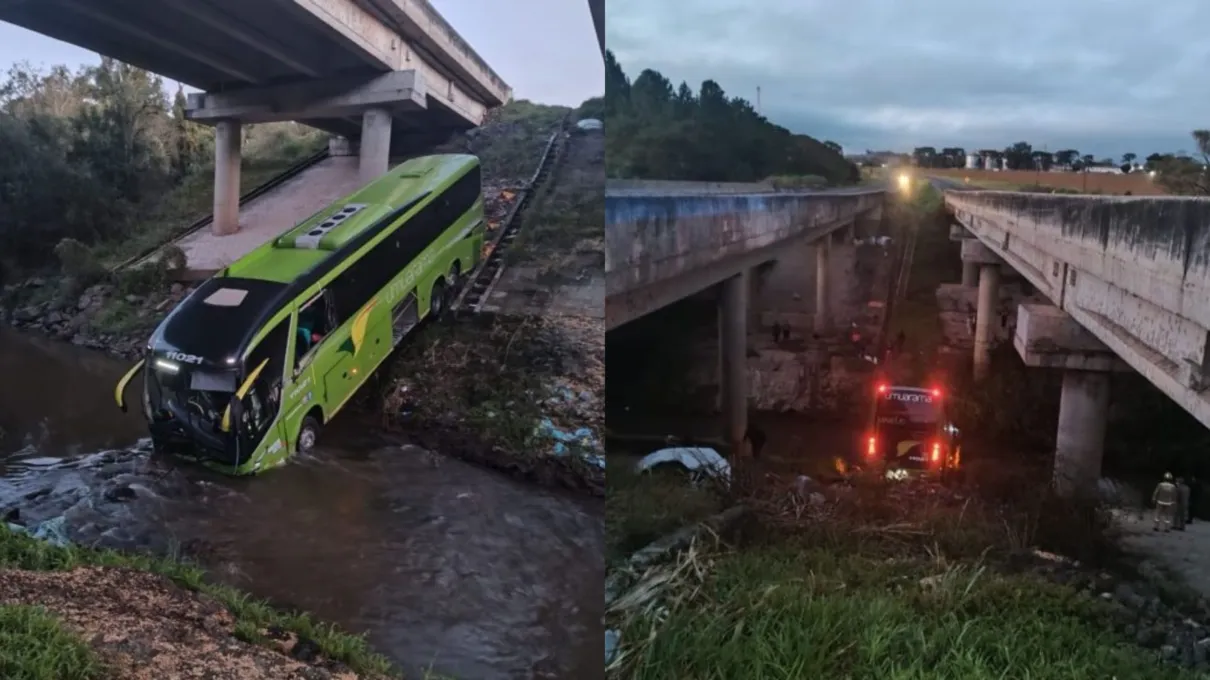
<box><xmin>289</xmin><ymin>203</ymin><xmax>369</xmax><ymax>250</ymax></box>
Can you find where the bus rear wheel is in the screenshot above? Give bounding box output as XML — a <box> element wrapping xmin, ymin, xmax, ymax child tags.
<box><xmin>298</xmin><ymin>416</ymin><xmax>321</xmax><ymax>454</ymax></box>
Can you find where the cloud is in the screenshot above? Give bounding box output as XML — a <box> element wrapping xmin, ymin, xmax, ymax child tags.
<box><xmin>606</xmin><ymin>0</ymin><xmax>1210</xmax><ymax>157</ymax></box>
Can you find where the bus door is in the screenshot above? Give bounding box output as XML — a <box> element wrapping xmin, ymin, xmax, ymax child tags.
<box><xmin>227</xmin><ymin>317</ymin><xmax>290</xmax><ymax>464</ymax></box>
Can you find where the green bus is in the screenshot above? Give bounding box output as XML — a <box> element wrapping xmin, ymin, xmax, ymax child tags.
<box><xmin>114</xmin><ymin>154</ymin><xmax>485</xmax><ymax>475</ymax></box>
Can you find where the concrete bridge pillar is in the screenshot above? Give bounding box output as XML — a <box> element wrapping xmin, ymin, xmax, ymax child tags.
<box><xmin>814</xmin><ymin>236</ymin><xmax>831</xmax><ymax>334</ymax></box>
<box><xmin>974</xmin><ymin>264</ymin><xmax>1000</xmax><ymax>379</ymax></box>
<box><xmin>719</xmin><ymin>272</ymin><xmax>749</xmax><ymax>456</ymax></box>
<box><xmin>1054</xmin><ymin>369</ymin><xmax>1110</xmax><ymax>495</ymax></box>
<box><xmin>950</xmin><ymin>224</ymin><xmax>980</xmax><ymax>287</ymax></box>
<box><xmin>961</xmin><ymin>239</ymin><xmax>1003</xmax><ymax>379</ymax></box>
<box><xmin>961</xmin><ymin>261</ymin><xmax>979</xmax><ymax>287</ymax></box>
<box><xmin>359</xmin><ymin>107</ymin><xmax>393</xmax><ymax>184</ymax></box>
<box><xmin>212</xmin><ymin>120</ymin><xmax>242</xmax><ymax>236</ymax></box>
<box><xmin>1014</xmin><ymin>304</ymin><xmax>1131</xmax><ymax>496</ymax></box>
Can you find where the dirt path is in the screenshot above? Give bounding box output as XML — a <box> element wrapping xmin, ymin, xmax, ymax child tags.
<box><xmin>1117</xmin><ymin>513</ymin><xmax>1210</xmax><ymax>597</ymax></box>
<box><xmin>0</xmin><ymin>566</ymin><xmax>374</xmax><ymax>679</ymax></box>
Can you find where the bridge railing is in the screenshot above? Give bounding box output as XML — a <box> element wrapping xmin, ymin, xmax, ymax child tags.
<box><xmin>606</xmin><ymin>185</ymin><xmax>883</xmax><ymax>293</ymax></box>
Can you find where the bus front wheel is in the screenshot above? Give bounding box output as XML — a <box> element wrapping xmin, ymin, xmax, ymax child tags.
<box><xmin>430</xmin><ymin>279</ymin><xmax>448</xmax><ymax>319</ymax></box>
<box><xmin>298</xmin><ymin>416</ymin><xmax>321</xmax><ymax>454</ymax></box>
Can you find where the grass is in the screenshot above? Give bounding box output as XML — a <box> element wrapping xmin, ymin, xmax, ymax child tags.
<box><xmin>0</xmin><ymin>604</ymin><xmax>103</xmax><ymax>680</ymax></box>
<box><xmin>434</xmin><ymin>99</ymin><xmax>570</xmax><ymax>182</ymax></box>
<box><xmin>0</xmin><ymin>524</ymin><xmax>399</xmax><ymax>678</ymax></box>
<box><xmin>614</xmin><ymin>542</ymin><xmax>1193</xmax><ymax>680</ymax></box>
<box><xmin>606</xmin><ymin>458</ymin><xmax>724</xmax><ymax>565</ymax></box>
<box><xmin>608</xmin><ymin>466</ymin><xmax>1199</xmax><ymax>680</ymax></box>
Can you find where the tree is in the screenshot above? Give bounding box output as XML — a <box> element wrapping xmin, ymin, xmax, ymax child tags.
<box><xmin>1153</xmin><ymin>130</ymin><xmax>1210</xmax><ymax>195</ymax></box>
<box><xmin>1003</xmin><ymin>142</ymin><xmax>1033</xmax><ymax>170</ymax></box>
<box><xmin>823</xmin><ymin>140</ymin><xmax>842</xmax><ymax>154</ymax></box>
<box><xmin>0</xmin><ymin>58</ymin><xmax>322</xmax><ymax>272</ymax></box>
<box><xmin>1054</xmin><ymin>149</ymin><xmax>1079</xmax><ymax>169</ymax></box>
<box><xmin>602</xmin><ymin>50</ymin><xmax>858</xmax><ymax>184</ymax></box>
<box><xmin>912</xmin><ymin>146</ymin><xmax>938</xmax><ymax>167</ymax></box>
<box><xmin>1122</xmin><ymin>152</ymin><xmax>1137</xmax><ymax>166</ymax></box>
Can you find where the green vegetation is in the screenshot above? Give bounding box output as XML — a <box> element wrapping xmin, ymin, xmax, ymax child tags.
<box><xmin>433</xmin><ymin>99</ymin><xmax>570</xmax><ymax>181</ymax></box>
<box><xmin>0</xmin><ymin>59</ymin><xmax>323</xmax><ymax>277</ymax></box>
<box><xmin>608</xmin><ymin>469</ymin><xmax>1197</xmax><ymax>680</ymax></box>
<box><xmin>606</xmin><ymin>458</ymin><xmax>723</xmax><ymax>565</ymax></box>
<box><xmin>0</xmin><ymin>524</ymin><xmax>397</xmax><ymax>677</ymax></box>
<box><xmin>603</xmin><ymin>51</ymin><xmax>858</xmax><ymax>185</ymax></box>
<box><xmin>0</xmin><ymin>604</ymin><xmax>102</xmax><ymax>680</ymax></box>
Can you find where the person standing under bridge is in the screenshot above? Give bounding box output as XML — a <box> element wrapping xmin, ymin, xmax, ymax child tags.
<box><xmin>1175</xmin><ymin>477</ymin><xmax>1191</xmax><ymax>531</ymax></box>
<box><xmin>1152</xmin><ymin>472</ymin><xmax>1178</xmax><ymax>532</ymax></box>
<box><xmin>1189</xmin><ymin>475</ymin><xmax>1202</xmax><ymax>524</ymax></box>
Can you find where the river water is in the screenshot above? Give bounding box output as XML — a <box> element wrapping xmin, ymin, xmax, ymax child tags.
<box><xmin>0</xmin><ymin>327</ymin><xmax>604</xmax><ymax>680</ymax></box>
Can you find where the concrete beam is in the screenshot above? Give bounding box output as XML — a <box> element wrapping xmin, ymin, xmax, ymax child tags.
<box><xmin>605</xmin><ymin>184</ymin><xmax>884</xmax><ymax>330</ymax></box>
<box><xmin>161</xmin><ymin>0</ymin><xmax>322</xmax><ymax>77</ymax></box>
<box><xmin>961</xmin><ymin>238</ymin><xmax>1001</xmax><ymax>266</ymax></box>
<box><xmin>56</xmin><ymin>0</ymin><xmax>260</xmax><ymax>83</ymax></box>
<box><xmin>1014</xmin><ymin>304</ymin><xmax>1131</xmax><ymax>372</ymax></box>
<box><xmin>186</xmin><ymin>71</ymin><xmax>425</xmax><ymax>124</ymax></box>
<box><xmin>284</xmin><ymin>0</ymin><xmax>491</xmax><ymax>124</ymax></box>
<box><xmin>949</xmin><ymin>224</ymin><xmax>972</xmax><ymax>242</ymax></box>
<box><xmin>357</xmin><ymin>0</ymin><xmax>511</xmax><ymax>105</ymax></box>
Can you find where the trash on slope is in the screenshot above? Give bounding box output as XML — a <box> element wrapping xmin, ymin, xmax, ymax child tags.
<box><xmin>5</xmin><ymin>515</ymin><xmax>71</xmax><ymax>548</ymax></box>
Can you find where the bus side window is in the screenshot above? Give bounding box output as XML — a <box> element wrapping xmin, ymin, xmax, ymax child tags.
<box><xmin>294</xmin><ymin>291</ymin><xmax>336</xmax><ymax>372</ymax></box>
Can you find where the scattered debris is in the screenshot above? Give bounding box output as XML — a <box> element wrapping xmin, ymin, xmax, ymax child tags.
<box><xmin>635</xmin><ymin>447</ymin><xmax>732</xmax><ymax>485</ymax></box>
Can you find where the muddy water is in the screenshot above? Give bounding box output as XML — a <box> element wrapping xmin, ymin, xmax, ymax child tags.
<box><xmin>0</xmin><ymin>328</ymin><xmax>604</xmax><ymax>680</ymax></box>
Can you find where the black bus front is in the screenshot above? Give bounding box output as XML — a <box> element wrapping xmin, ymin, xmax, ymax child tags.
<box><xmin>141</xmin><ymin>351</ymin><xmax>244</xmax><ymax>464</ymax></box>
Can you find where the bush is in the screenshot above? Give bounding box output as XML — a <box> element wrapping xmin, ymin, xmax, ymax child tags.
<box><xmin>52</xmin><ymin>238</ymin><xmax>106</xmax><ymax>285</ymax></box>
<box><xmin>112</xmin><ymin>261</ymin><xmax>170</xmax><ymax>297</ymax></box>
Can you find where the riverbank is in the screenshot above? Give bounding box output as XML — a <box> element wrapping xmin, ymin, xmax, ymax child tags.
<box><xmin>380</xmin><ymin>312</ymin><xmax>605</xmax><ymax>496</ymax></box>
<box><xmin>0</xmin><ymin>523</ymin><xmax>398</xmax><ymax>679</ymax></box>
<box><xmin>607</xmin><ymin>463</ymin><xmax>1210</xmax><ymax>678</ymax></box>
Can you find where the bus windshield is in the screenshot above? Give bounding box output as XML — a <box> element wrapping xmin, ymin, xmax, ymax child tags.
<box><xmin>875</xmin><ymin>389</ymin><xmax>941</xmax><ymax>426</ymax></box>
<box><xmin>145</xmin><ymin>355</ymin><xmax>237</xmax><ymax>430</ymax></box>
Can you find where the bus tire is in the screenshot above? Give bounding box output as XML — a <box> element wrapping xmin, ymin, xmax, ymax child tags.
<box><xmin>430</xmin><ymin>278</ymin><xmax>448</xmax><ymax>319</ymax></box>
<box><xmin>298</xmin><ymin>415</ymin><xmax>321</xmax><ymax>454</ymax></box>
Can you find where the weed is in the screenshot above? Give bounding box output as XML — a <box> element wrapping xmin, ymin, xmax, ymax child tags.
<box><xmin>0</xmin><ymin>604</ymin><xmax>103</xmax><ymax>680</ymax></box>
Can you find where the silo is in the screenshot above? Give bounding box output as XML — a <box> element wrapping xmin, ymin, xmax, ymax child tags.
<box><xmin>965</xmin><ymin>154</ymin><xmax>979</xmax><ymax>169</ymax></box>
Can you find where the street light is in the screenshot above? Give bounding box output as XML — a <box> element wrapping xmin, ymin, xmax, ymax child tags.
<box><xmin>897</xmin><ymin>173</ymin><xmax>911</xmax><ymax>191</ymax></box>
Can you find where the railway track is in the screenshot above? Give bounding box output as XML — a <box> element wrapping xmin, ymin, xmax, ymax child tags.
<box><xmin>452</xmin><ymin>114</ymin><xmax>572</xmax><ymax>312</ymax></box>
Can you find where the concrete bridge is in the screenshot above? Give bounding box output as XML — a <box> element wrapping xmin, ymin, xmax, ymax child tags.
<box><xmin>0</xmin><ymin>0</ymin><xmax>511</xmax><ymax>236</ymax></box>
<box><xmin>946</xmin><ymin>191</ymin><xmax>1210</xmax><ymax>494</ymax></box>
<box><xmin>605</xmin><ymin>179</ymin><xmax>885</xmax><ymax>451</ymax></box>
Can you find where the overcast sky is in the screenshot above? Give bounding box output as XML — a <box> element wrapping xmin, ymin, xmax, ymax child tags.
<box><xmin>0</xmin><ymin>0</ymin><xmax>601</xmax><ymax>106</ymax></box>
<box><xmin>607</xmin><ymin>0</ymin><xmax>1208</xmax><ymax>158</ymax></box>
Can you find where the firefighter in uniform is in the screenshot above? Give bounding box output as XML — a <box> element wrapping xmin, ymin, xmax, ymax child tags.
<box><xmin>1153</xmin><ymin>472</ymin><xmax>1178</xmax><ymax>532</ymax></box>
